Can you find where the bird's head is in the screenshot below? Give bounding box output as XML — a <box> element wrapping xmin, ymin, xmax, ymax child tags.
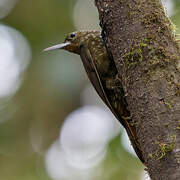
<box><xmin>44</xmin><ymin>31</ymin><xmax>90</xmax><ymax>55</ymax></box>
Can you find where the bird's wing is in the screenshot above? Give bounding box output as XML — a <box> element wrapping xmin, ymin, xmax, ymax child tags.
<box><xmin>80</xmin><ymin>45</ymin><xmax>128</xmax><ymax>126</ymax></box>
<box><xmin>80</xmin><ymin>45</ymin><xmax>114</xmax><ymax>111</ymax></box>
<box><xmin>80</xmin><ymin>45</ymin><xmax>145</xmax><ymax>164</ymax></box>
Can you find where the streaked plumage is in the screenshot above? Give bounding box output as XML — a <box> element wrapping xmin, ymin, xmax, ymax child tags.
<box><xmin>44</xmin><ymin>31</ymin><xmax>144</xmax><ymax>163</ymax></box>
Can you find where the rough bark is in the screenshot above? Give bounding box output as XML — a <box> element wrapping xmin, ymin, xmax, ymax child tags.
<box><xmin>95</xmin><ymin>0</ymin><xmax>180</xmax><ymax>179</ymax></box>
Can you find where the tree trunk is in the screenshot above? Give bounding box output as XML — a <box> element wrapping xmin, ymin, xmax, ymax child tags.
<box><xmin>94</xmin><ymin>0</ymin><xmax>180</xmax><ymax>179</ymax></box>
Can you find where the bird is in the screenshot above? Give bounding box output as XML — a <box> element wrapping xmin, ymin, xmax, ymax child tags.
<box><xmin>44</xmin><ymin>30</ymin><xmax>144</xmax><ymax>163</ymax></box>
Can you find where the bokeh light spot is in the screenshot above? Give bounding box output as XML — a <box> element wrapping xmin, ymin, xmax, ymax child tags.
<box><xmin>0</xmin><ymin>24</ymin><xmax>31</xmax><ymax>98</ymax></box>
<box><xmin>46</xmin><ymin>141</ymin><xmax>101</xmax><ymax>180</ymax></box>
<box><xmin>162</xmin><ymin>0</ymin><xmax>174</xmax><ymax>17</ymax></box>
<box><xmin>0</xmin><ymin>0</ymin><xmax>17</xmax><ymax>19</ymax></box>
<box><xmin>141</xmin><ymin>170</ymin><xmax>151</xmax><ymax>180</ymax></box>
<box><xmin>121</xmin><ymin>129</ymin><xmax>137</xmax><ymax>158</ymax></box>
<box><xmin>46</xmin><ymin>105</ymin><xmax>122</xmax><ymax>179</ymax></box>
<box><xmin>73</xmin><ymin>0</ymin><xmax>100</xmax><ymax>30</ymax></box>
<box><xmin>60</xmin><ymin>106</ymin><xmax>121</xmax><ymax>169</ymax></box>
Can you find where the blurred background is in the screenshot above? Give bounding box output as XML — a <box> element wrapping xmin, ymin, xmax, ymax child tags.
<box><xmin>0</xmin><ymin>0</ymin><xmax>179</xmax><ymax>179</ymax></box>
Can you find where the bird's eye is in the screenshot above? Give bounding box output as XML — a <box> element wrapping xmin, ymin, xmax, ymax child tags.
<box><xmin>70</xmin><ymin>33</ymin><xmax>75</xmax><ymax>38</ymax></box>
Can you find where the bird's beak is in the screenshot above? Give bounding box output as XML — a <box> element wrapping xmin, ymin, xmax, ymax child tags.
<box><xmin>43</xmin><ymin>42</ymin><xmax>71</xmax><ymax>52</ymax></box>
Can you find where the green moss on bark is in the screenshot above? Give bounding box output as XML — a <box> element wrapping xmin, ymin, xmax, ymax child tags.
<box><xmin>155</xmin><ymin>135</ymin><xmax>176</xmax><ymax>160</ymax></box>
